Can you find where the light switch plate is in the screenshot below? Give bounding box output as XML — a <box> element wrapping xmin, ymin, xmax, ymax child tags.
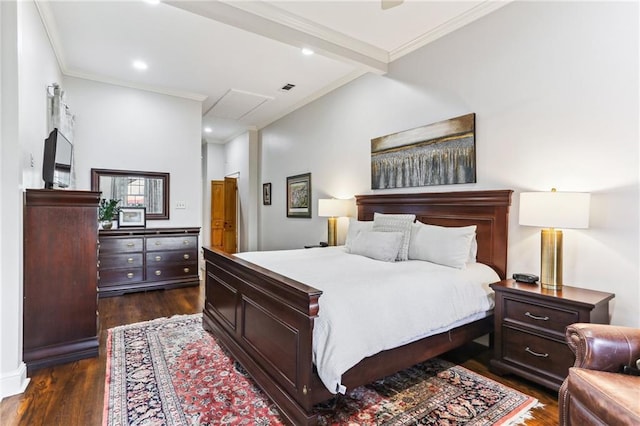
<box><xmin>176</xmin><ymin>201</ymin><xmax>186</xmax><ymax>209</ymax></box>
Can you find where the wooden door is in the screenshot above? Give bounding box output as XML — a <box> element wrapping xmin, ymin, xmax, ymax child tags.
<box><xmin>210</xmin><ymin>181</ymin><xmax>224</xmax><ymax>251</ymax></box>
<box><xmin>210</xmin><ymin>178</ymin><xmax>237</xmax><ymax>254</ymax></box>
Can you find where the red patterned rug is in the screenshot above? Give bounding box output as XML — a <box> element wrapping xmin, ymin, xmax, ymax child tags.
<box><xmin>103</xmin><ymin>314</ymin><xmax>539</xmax><ymax>425</ymax></box>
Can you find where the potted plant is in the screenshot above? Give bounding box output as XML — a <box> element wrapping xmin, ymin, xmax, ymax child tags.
<box><xmin>99</xmin><ymin>198</ymin><xmax>121</xmax><ymax>230</ymax></box>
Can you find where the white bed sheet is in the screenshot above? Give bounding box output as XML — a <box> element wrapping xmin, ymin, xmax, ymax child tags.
<box><xmin>236</xmin><ymin>246</ymin><xmax>498</xmax><ymax>394</ymax></box>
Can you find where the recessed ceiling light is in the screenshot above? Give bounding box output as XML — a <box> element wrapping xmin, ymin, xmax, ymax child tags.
<box><xmin>301</xmin><ymin>48</ymin><xmax>314</xmax><ymax>56</ymax></box>
<box><xmin>132</xmin><ymin>60</ymin><xmax>148</xmax><ymax>71</ymax></box>
<box><xmin>204</xmin><ymin>127</ymin><xmax>212</xmax><ymax>133</ymax></box>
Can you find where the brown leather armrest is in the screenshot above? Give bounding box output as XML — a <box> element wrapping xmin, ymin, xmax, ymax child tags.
<box><xmin>566</xmin><ymin>323</ymin><xmax>640</xmax><ymax>372</ymax></box>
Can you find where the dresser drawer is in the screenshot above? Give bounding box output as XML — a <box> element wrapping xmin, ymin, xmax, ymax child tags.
<box><xmin>146</xmin><ymin>250</ymin><xmax>197</xmax><ymax>264</ymax></box>
<box><xmin>504</xmin><ymin>297</ymin><xmax>579</xmax><ymax>336</ymax></box>
<box><xmin>99</xmin><ymin>237</ymin><xmax>144</xmax><ymax>253</ymax></box>
<box><xmin>99</xmin><ymin>253</ymin><xmax>143</xmax><ymax>269</ymax></box>
<box><xmin>146</xmin><ymin>263</ymin><xmax>198</xmax><ymax>282</ymax></box>
<box><xmin>99</xmin><ymin>268</ymin><xmax>144</xmax><ymax>286</ymax></box>
<box><xmin>503</xmin><ymin>326</ymin><xmax>574</xmax><ymax>381</ymax></box>
<box><xmin>146</xmin><ymin>236</ymin><xmax>197</xmax><ymax>251</ymax></box>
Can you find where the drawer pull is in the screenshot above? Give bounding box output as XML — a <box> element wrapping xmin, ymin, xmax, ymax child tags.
<box><xmin>183</xmin><ymin>253</ymin><xmax>190</xmax><ymax>260</ymax></box>
<box><xmin>183</xmin><ymin>267</ymin><xmax>190</xmax><ymax>273</ymax></box>
<box><xmin>183</xmin><ymin>240</ymin><xmax>189</xmax><ymax>245</ymax></box>
<box><xmin>127</xmin><ymin>257</ymin><xmax>134</xmax><ymax>264</ymax></box>
<box><xmin>155</xmin><ymin>241</ymin><xmax>161</xmax><ymax>245</ymax></box>
<box><xmin>127</xmin><ymin>272</ymin><xmax>134</xmax><ymax>279</ymax></box>
<box><xmin>155</xmin><ymin>256</ymin><xmax>162</xmax><ymax>261</ymax></box>
<box><xmin>155</xmin><ymin>270</ymin><xmax>162</xmax><ymax>276</ymax></box>
<box><xmin>127</xmin><ymin>243</ymin><xmax>135</xmax><ymax>247</ymax></box>
<box><xmin>525</xmin><ymin>347</ymin><xmax>549</xmax><ymax>358</ymax></box>
<box><xmin>524</xmin><ymin>311</ymin><xmax>549</xmax><ymax>321</ymax></box>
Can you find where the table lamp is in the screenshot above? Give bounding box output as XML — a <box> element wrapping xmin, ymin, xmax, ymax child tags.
<box><xmin>519</xmin><ymin>188</ymin><xmax>590</xmax><ymax>290</ymax></box>
<box><xmin>318</xmin><ymin>199</ymin><xmax>351</xmax><ymax>246</ymax></box>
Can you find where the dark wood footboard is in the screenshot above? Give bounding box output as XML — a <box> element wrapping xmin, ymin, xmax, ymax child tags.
<box><xmin>202</xmin><ymin>248</ymin><xmax>323</xmax><ymax>425</ymax></box>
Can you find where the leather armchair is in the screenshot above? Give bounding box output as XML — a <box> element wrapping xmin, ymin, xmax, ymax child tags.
<box><xmin>559</xmin><ymin>323</ymin><xmax>640</xmax><ymax>425</ymax></box>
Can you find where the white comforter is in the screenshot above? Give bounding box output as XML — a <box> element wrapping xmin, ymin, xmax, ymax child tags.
<box><xmin>236</xmin><ymin>246</ymin><xmax>498</xmax><ymax>394</ymax></box>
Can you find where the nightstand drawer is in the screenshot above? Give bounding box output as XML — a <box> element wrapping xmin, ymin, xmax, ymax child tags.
<box><xmin>504</xmin><ymin>298</ymin><xmax>579</xmax><ymax>336</ymax></box>
<box><xmin>503</xmin><ymin>326</ymin><xmax>574</xmax><ymax>380</ymax></box>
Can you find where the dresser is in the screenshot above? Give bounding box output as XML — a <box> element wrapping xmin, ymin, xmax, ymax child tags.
<box><xmin>489</xmin><ymin>279</ymin><xmax>614</xmax><ymax>391</ymax></box>
<box><xmin>98</xmin><ymin>227</ymin><xmax>200</xmax><ymax>297</ymax></box>
<box><xmin>23</xmin><ymin>189</ymin><xmax>100</xmax><ymax>372</ymax></box>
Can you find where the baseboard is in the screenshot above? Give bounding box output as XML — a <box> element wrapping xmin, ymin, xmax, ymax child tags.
<box><xmin>0</xmin><ymin>362</ymin><xmax>30</xmax><ymax>402</ymax></box>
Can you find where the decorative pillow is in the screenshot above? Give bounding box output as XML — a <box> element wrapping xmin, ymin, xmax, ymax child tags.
<box><xmin>345</xmin><ymin>219</ymin><xmax>374</xmax><ymax>251</ymax></box>
<box><xmin>372</xmin><ymin>213</ymin><xmax>416</xmax><ymax>261</ymax></box>
<box><xmin>408</xmin><ymin>222</ymin><xmax>477</xmax><ymax>269</ymax></box>
<box><xmin>348</xmin><ymin>231</ymin><xmax>404</xmax><ymax>262</ymax></box>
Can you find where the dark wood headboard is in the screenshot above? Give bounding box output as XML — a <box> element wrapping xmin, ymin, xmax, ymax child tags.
<box><xmin>355</xmin><ymin>190</ymin><xmax>513</xmax><ymax>279</ymax></box>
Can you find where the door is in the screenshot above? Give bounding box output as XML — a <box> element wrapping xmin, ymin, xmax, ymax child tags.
<box><xmin>210</xmin><ymin>178</ymin><xmax>237</xmax><ymax>254</ymax></box>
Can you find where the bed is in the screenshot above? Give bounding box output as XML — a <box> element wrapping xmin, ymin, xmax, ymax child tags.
<box><xmin>202</xmin><ymin>189</ymin><xmax>512</xmax><ymax>425</ymax></box>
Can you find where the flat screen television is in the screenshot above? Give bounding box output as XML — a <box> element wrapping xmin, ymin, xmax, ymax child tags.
<box><xmin>42</xmin><ymin>128</ymin><xmax>73</xmax><ymax>189</ymax></box>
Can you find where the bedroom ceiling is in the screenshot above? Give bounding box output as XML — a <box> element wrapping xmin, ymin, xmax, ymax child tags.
<box><xmin>36</xmin><ymin>0</ymin><xmax>509</xmax><ymax>143</ymax></box>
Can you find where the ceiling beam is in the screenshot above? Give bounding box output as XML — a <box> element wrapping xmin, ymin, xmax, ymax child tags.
<box><xmin>165</xmin><ymin>1</ymin><xmax>388</xmax><ymax>75</ymax></box>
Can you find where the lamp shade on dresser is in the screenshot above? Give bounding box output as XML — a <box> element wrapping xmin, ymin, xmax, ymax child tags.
<box><xmin>23</xmin><ymin>189</ymin><xmax>101</xmax><ymax>372</ymax></box>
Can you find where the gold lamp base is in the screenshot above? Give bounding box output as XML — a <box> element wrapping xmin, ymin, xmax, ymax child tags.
<box><xmin>540</xmin><ymin>228</ymin><xmax>563</xmax><ymax>290</ymax></box>
<box><xmin>327</xmin><ymin>217</ymin><xmax>337</xmax><ymax>246</ymax></box>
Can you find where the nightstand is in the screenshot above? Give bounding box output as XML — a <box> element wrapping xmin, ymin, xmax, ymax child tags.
<box><xmin>489</xmin><ymin>279</ymin><xmax>614</xmax><ymax>391</ymax></box>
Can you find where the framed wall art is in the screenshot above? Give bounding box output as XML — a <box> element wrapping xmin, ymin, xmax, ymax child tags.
<box><xmin>286</xmin><ymin>173</ymin><xmax>311</xmax><ymax>218</ymax></box>
<box><xmin>371</xmin><ymin>113</ymin><xmax>476</xmax><ymax>189</ymax></box>
<box><xmin>118</xmin><ymin>207</ymin><xmax>146</xmax><ymax>228</ymax></box>
<box><xmin>263</xmin><ymin>182</ymin><xmax>272</xmax><ymax>205</ymax></box>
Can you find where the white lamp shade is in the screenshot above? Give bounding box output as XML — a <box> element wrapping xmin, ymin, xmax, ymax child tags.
<box><xmin>318</xmin><ymin>198</ymin><xmax>351</xmax><ymax>218</ymax></box>
<box><xmin>519</xmin><ymin>191</ymin><xmax>591</xmax><ymax>229</ymax></box>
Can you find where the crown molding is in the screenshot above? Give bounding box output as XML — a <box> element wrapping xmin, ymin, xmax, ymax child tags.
<box><xmin>35</xmin><ymin>1</ymin><xmax>207</xmax><ymax>102</ymax></box>
<box><xmin>62</xmin><ymin>70</ymin><xmax>208</xmax><ymax>102</ymax></box>
<box><xmin>389</xmin><ymin>0</ymin><xmax>513</xmax><ymax>62</ymax></box>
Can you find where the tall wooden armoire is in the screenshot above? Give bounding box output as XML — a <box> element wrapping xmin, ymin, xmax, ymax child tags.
<box><xmin>210</xmin><ymin>178</ymin><xmax>237</xmax><ymax>253</ymax></box>
<box><xmin>23</xmin><ymin>189</ymin><xmax>100</xmax><ymax>372</ymax></box>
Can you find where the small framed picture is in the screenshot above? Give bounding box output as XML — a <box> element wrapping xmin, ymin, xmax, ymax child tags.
<box><xmin>263</xmin><ymin>182</ymin><xmax>272</xmax><ymax>206</ymax></box>
<box><xmin>118</xmin><ymin>207</ymin><xmax>146</xmax><ymax>228</ymax></box>
<box><xmin>286</xmin><ymin>173</ymin><xmax>311</xmax><ymax>218</ymax></box>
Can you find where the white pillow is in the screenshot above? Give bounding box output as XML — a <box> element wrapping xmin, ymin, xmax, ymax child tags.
<box><xmin>468</xmin><ymin>236</ymin><xmax>478</xmax><ymax>263</ymax></box>
<box><xmin>348</xmin><ymin>231</ymin><xmax>404</xmax><ymax>262</ymax></box>
<box><xmin>372</xmin><ymin>213</ymin><xmax>416</xmax><ymax>261</ymax></box>
<box><xmin>408</xmin><ymin>223</ymin><xmax>477</xmax><ymax>269</ymax></box>
<box><xmin>345</xmin><ymin>219</ymin><xmax>374</xmax><ymax>251</ymax></box>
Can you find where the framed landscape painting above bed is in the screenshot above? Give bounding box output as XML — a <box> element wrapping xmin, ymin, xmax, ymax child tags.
<box><xmin>371</xmin><ymin>113</ymin><xmax>476</xmax><ymax>189</ymax></box>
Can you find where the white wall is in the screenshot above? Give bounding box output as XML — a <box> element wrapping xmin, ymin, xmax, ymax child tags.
<box><xmin>63</xmin><ymin>77</ymin><xmax>203</xmax><ymax>230</ymax></box>
<box><xmin>1</xmin><ymin>0</ymin><xmax>65</xmax><ymax>400</ymax></box>
<box><xmin>260</xmin><ymin>1</ymin><xmax>639</xmax><ymax>327</ymax></box>
<box><xmin>224</xmin><ymin>129</ymin><xmax>259</xmax><ymax>252</ymax></box>
<box><xmin>202</xmin><ymin>141</ymin><xmax>225</xmax><ymax>248</ymax></box>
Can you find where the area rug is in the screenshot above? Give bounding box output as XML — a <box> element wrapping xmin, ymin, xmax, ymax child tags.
<box><xmin>103</xmin><ymin>314</ymin><xmax>539</xmax><ymax>425</ymax></box>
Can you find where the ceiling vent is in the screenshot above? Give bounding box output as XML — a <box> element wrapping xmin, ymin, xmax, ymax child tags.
<box><xmin>280</xmin><ymin>83</ymin><xmax>296</xmax><ymax>92</ymax></box>
<box><xmin>207</xmin><ymin>89</ymin><xmax>272</xmax><ymax>120</ymax></box>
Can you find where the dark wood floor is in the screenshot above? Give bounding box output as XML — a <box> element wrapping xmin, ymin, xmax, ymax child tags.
<box><xmin>1</xmin><ymin>282</ymin><xmax>559</xmax><ymax>425</ymax></box>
